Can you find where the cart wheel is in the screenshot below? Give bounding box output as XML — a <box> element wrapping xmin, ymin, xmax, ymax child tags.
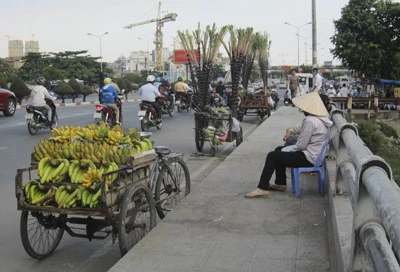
<box><xmin>259</xmin><ymin>111</ymin><xmax>265</xmax><ymax>120</ymax></box>
<box><xmin>154</xmin><ymin>157</ymin><xmax>191</xmax><ymax>219</ymax></box>
<box><xmin>195</xmin><ymin>120</ymin><xmax>204</xmax><ymax>152</ymax></box>
<box><xmin>140</xmin><ymin>115</ymin><xmax>150</xmax><ymax>132</ymax></box>
<box><xmin>118</xmin><ymin>183</ymin><xmax>156</xmax><ymax>256</ymax></box>
<box><xmin>20</xmin><ymin>211</ymin><xmax>66</xmax><ymax>260</ymax></box>
<box><xmin>211</xmin><ymin>146</ymin><xmax>216</xmax><ymax>157</ymax></box>
<box><xmin>236</xmin><ymin>126</ymin><xmax>243</xmax><ymax>147</ymax></box>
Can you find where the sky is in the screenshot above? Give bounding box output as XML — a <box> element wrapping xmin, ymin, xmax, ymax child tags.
<box><xmin>2</xmin><ymin>0</ymin><xmax>354</xmax><ymax>67</ymax></box>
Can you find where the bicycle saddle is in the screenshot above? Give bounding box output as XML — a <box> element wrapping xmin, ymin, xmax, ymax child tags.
<box><xmin>154</xmin><ymin>146</ymin><xmax>171</xmax><ymax>156</ymax></box>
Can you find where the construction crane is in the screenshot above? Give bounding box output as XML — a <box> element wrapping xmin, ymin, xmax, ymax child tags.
<box><xmin>124</xmin><ymin>2</ymin><xmax>177</xmax><ymax>71</ymax></box>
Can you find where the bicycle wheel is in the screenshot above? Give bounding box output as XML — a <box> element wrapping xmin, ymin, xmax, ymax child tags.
<box><xmin>20</xmin><ymin>211</ymin><xmax>66</xmax><ymax>260</ymax></box>
<box><xmin>118</xmin><ymin>183</ymin><xmax>156</xmax><ymax>256</ymax></box>
<box><xmin>154</xmin><ymin>157</ymin><xmax>191</xmax><ymax>219</ymax></box>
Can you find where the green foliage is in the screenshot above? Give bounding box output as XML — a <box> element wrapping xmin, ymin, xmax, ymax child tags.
<box><xmin>354</xmin><ymin>119</ymin><xmax>400</xmax><ymax>183</ymax></box>
<box><xmin>68</xmin><ymin>78</ymin><xmax>82</xmax><ymax>94</ymax></box>
<box><xmin>81</xmin><ymin>85</ymin><xmax>92</xmax><ymax>102</ymax></box>
<box><xmin>18</xmin><ymin>52</ymin><xmax>50</xmax><ymax>82</ymax></box>
<box><xmin>331</xmin><ymin>0</ymin><xmax>400</xmax><ymax>79</ymax></box>
<box><xmin>54</xmin><ymin>81</ymin><xmax>73</xmax><ymax>96</ymax></box>
<box><xmin>9</xmin><ymin>76</ymin><xmax>30</xmax><ymax>104</ymax></box>
<box><xmin>0</xmin><ymin>76</ymin><xmax>8</xmax><ymax>89</ymax></box>
<box><xmin>114</xmin><ymin>78</ymin><xmax>127</xmax><ymax>92</ymax></box>
<box><xmin>42</xmin><ymin>66</ymin><xmax>65</xmax><ymax>82</ymax></box>
<box><xmin>0</xmin><ymin>59</ymin><xmax>16</xmax><ymax>76</ymax></box>
<box><xmin>379</xmin><ymin>122</ymin><xmax>399</xmax><ymax>139</ymax></box>
<box><xmin>123</xmin><ymin>73</ymin><xmax>145</xmax><ymax>85</ymax></box>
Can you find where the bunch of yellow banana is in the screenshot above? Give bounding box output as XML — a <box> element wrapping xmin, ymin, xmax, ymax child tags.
<box><xmin>93</xmin><ymin>123</ymin><xmax>109</xmax><ymax>142</ymax></box>
<box><xmin>81</xmin><ymin>168</ymin><xmax>102</xmax><ymax>188</ymax></box>
<box><xmin>69</xmin><ymin>159</ymin><xmax>97</xmax><ymax>184</ymax></box>
<box><xmin>74</xmin><ymin>127</ymin><xmax>95</xmax><ymax>141</ymax></box>
<box><xmin>55</xmin><ymin>185</ymin><xmax>85</xmax><ymax>208</ymax></box>
<box><xmin>133</xmin><ymin>138</ymin><xmax>153</xmax><ymax>153</ymax></box>
<box><xmin>99</xmin><ymin>162</ymin><xmax>119</xmax><ymax>185</ymax></box>
<box><xmin>24</xmin><ymin>180</ymin><xmax>57</xmax><ymax>206</ymax></box>
<box><xmin>81</xmin><ymin>187</ymin><xmax>102</xmax><ymax>208</ymax></box>
<box><xmin>127</xmin><ymin>127</ymin><xmax>141</xmax><ymax>143</ymax></box>
<box><xmin>106</xmin><ymin>130</ymin><xmax>131</xmax><ymax>145</ymax></box>
<box><xmin>38</xmin><ymin>158</ymin><xmax>70</xmax><ymax>183</ymax></box>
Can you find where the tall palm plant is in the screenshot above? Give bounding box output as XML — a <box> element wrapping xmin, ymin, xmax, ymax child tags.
<box><xmin>220</xmin><ymin>26</ymin><xmax>254</xmax><ymax>117</ymax></box>
<box><xmin>177</xmin><ymin>23</ymin><xmax>227</xmax><ymax>112</ymax></box>
<box><xmin>255</xmin><ymin>32</ymin><xmax>271</xmax><ymax>94</ymax></box>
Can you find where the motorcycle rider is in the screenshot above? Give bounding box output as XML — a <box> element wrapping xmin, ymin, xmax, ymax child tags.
<box><xmin>138</xmin><ymin>75</ymin><xmax>162</xmax><ymax>123</ymax></box>
<box><xmin>30</xmin><ymin>77</ymin><xmax>56</xmax><ymax>125</ymax></box>
<box><xmin>154</xmin><ymin>77</ymin><xmax>162</xmax><ymax>91</ymax></box>
<box><xmin>100</xmin><ymin>78</ymin><xmax>120</xmax><ymax>124</ymax></box>
<box><xmin>174</xmin><ymin>77</ymin><xmax>191</xmax><ymax>106</ymax></box>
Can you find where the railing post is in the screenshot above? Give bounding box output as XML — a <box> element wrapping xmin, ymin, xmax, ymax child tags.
<box><xmin>347</xmin><ymin>96</ymin><xmax>352</xmax><ymax>113</ymax></box>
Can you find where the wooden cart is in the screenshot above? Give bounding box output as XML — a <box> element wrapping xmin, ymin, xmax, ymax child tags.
<box><xmin>15</xmin><ymin>153</ymin><xmax>157</xmax><ymax>259</ymax></box>
<box><xmin>237</xmin><ymin>93</ymin><xmax>271</xmax><ymax>121</ymax></box>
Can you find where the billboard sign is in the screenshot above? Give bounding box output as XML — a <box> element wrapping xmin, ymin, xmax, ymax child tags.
<box><xmin>173</xmin><ymin>50</ymin><xmax>199</xmax><ymax>64</ymax></box>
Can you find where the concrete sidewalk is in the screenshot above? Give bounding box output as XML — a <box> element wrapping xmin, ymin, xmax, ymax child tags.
<box><xmin>109</xmin><ymin>106</ymin><xmax>332</xmax><ymax>272</ymax></box>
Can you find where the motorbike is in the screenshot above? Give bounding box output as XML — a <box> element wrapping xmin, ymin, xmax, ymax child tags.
<box><xmin>175</xmin><ymin>90</ymin><xmax>193</xmax><ymax>112</ymax></box>
<box><xmin>210</xmin><ymin>91</ymin><xmax>225</xmax><ymax>108</ymax></box>
<box><xmin>93</xmin><ymin>95</ymin><xmax>124</xmax><ymax>127</ymax></box>
<box><xmin>158</xmin><ymin>89</ymin><xmax>175</xmax><ymax>117</ymax></box>
<box><xmin>25</xmin><ymin>98</ymin><xmax>58</xmax><ymax>135</ymax></box>
<box><xmin>138</xmin><ymin>101</ymin><xmax>163</xmax><ymax>132</ymax></box>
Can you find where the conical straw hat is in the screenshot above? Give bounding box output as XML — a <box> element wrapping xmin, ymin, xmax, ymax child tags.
<box><xmin>292</xmin><ymin>91</ymin><xmax>329</xmax><ymax>117</ymax></box>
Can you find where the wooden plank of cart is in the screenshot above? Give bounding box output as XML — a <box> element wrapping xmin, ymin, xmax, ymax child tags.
<box><xmin>194</xmin><ymin>111</ymin><xmax>243</xmax><ymax>157</ymax></box>
<box><xmin>15</xmin><ymin>151</ymin><xmax>157</xmax><ymax>259</ymax></box>
<box><xmin>237</xmin><ymin>93</ymin><xmax>271</xmax><ymax>121</ymax></box>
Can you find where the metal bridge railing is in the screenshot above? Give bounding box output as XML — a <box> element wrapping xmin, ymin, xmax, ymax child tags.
<box><xmin>329</xmin><ymin>106</ymin><xmax>400</xmax><ymax>272</ymax></box>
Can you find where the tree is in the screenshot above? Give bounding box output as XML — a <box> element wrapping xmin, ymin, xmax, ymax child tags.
<box><xmin>42</xmin><ymin>66</ymin><xmax>65</xmax><ymax>82</ymax></box>
<box><xmin>18</xmin><ymin>52</ymin><xmax>50</xmax><ymax>83</ymax></box>
<box><xmin>9</xmin><ymin>76</ymin><xmax>31</xmax><ymax>104</ymax></box>
<box><xmin>115</xmin><ymin>78</ymin><xmax>127</xmax><ymax>93</ymax></box>
<box><xmin>0</xmin><ymin>59</ymin><xmax>16</xmax><ymax>77</ymax></box>
<box><xmin>0</xmin><ymin>76</ymin><xmax>8</xmax><ymax>89</ymax></box>
<box><xmin>331</xmin><ymin>0</ymin><xmax>400</xmax><ymax>79</ymax></box>
<box><xmin>68</xmin><ymin>78</ymin><xmax>82</xmax><ymax>102</ymax></box>
<box><xmin>124</xmin><ymin>73</ymin><xmax>145</xmax><ymax>85</ymax></box>
<box><xmin>81</xmin><ymin>85</ymin><xmax>92</xmax><ymax>102</ymax></box>
<box><xmin>54</xmin><ymin>81</ymin><xmax>73</xmax><ymax>103</ymax></box>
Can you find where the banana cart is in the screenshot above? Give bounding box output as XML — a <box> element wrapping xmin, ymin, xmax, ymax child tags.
<box><xmin>194</xmin><ymin>111</ymin><xmax>243</xmax><ymax>157</ymax></box>
<box><xmin>15</xmin><ymin>152</ymin><xmax>157</xmax><ymax>259</ymax></box>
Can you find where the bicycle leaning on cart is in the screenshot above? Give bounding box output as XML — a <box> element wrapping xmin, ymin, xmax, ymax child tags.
<box><xmin>15</xmin><ymin>145</ymin><xmax>191</xmax><ymax>259</ymax></box>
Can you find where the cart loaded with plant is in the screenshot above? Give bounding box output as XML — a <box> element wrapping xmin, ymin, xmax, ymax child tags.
<box><xmin>15</xmin><ymin>123</ymin><xmax>159</xmax><ymax>259</ymax></box>
<box><xmin>237</xmin><ymin>90</ymin><xmax>272</xmax><ymax>121</ymax></box>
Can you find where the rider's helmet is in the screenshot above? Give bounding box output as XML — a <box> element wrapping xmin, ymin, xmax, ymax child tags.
<box><xmin>146</xmin><ymin>75</ymin><xmax>156</xmax><ymax>82</ymax></box>
<box><xmin>162</xmin><ymin>77</ymin><xmax>169</xmax><ymax>82</ymax></box>
<box><xmin>177</xmin><ymin>77</ymin><xmax>182</xmax><ymax>82</ymax></box>
<box><xmin>156</xmin><ymin>77</ymin><xmax>161</xmax><ymax>82</ymax></box>
<box><xmin>182</xmin><ymin>77</ymin><xmax>186</xmax><ymax>83</ymax></box>
<box><xmin>104</xmin><ymin>77</ymin><xmax>112</xmax><ymax>84</ymax></box>
<box><xmin>37</xmin><ymin>77</ymin><xmax>46</xmax><ymax>85</ymax></box>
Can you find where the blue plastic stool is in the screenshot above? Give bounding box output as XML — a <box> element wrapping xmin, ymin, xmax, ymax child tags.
<box><xmin>291</xmin><ymin>138</ymin><xmax>330</xmax><ymax>197</ymax></box>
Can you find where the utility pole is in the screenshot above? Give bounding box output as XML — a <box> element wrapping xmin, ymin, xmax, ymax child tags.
<box><xmin>312</xmin><ymin>0</ymin><xmax>317</xmax><ymax>68</ymax></box>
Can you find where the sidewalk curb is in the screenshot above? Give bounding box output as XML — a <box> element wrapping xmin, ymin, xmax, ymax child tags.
<box><xmin>16</xmin><ymin>99</ymin><xmax>141</xmax><ymax>109</ymax></box>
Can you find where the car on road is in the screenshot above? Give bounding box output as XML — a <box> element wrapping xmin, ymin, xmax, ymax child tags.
<box><xmin>0</xmin><ymin>88</ymin><xmax>17</xmax><ymax>116</ymax></box>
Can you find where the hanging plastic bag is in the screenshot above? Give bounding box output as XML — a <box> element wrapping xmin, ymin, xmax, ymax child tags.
<box><xmin>231</xmin><ymin>117</ymin><xmax>240</xmax><ymax>132</ymax></box>
<box><xmin>268</xmin><ymin>96</ymin><xmax>275</xmax><ymax>107</ymax></box>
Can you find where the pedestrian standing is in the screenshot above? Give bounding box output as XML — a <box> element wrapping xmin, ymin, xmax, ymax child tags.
<box><xmin>287</xmin><ymin>69</ymin><xmax>300</xmax><ymax>99</ymax></box>
<box><xmin>339</xmin><ymin>83</ymin><xmax>349</xmax><ymax>109</ymax></box>
<box><xmin>311</xmin><ymin>68</ymin><xmax>323</xmax><ymax>93</ymax></box>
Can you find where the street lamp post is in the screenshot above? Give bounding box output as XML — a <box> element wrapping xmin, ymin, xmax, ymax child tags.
<box><xmin>284</xmin><ymin>22</ymin><xmax>311</xmax><ymax>70</ymax></box>
<box><xmin>138</xmin><ymin>37</ymin><xmax>151</xmax><ymax>74</ymax></box>
<box><xmin>87</xmin><ymin>32</ymin><xmax>108</xmax><ymax>72</ymax></box>
<box><xmin>296</xmin><ymin>34</ymin><xmax>310</xmax><ymax>66</ymax></box>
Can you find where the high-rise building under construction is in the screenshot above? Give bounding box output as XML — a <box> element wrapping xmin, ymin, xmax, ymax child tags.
<box><xmin>8</xmin><ymin>40</ymin><xmax>23</xmax><ymax>57</ymax></box>
<box><xmin>25</xmin><ymin>40</ymin><xmax>39</xmax><ymax>54</ymax></box>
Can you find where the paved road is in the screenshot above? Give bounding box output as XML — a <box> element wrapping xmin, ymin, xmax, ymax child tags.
<box><xmin>0</xmin><ymin>98</ymin><xmax>269</xmax><ymax>272</ymax></box>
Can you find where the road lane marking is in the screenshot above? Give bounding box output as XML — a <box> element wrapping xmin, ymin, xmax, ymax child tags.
<box><xmin>0</xmin><ymin>147</ymin><xmax>7</xmax><ymax>150</ymax></box>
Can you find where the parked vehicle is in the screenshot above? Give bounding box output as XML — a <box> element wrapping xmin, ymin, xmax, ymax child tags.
<box><xmin>93</xmin><ymin>95</ymin><xmax>123</xmax><ymax>127</ymax></box>
<box><xmin>138</xmin><ymin>101</ymin><xmax>163</xmax><ymax>132</ymax></box>
<box><xmin>0</xmin><ymin>88</ymin><xmax>17</xmax><ymax>116</ymax></box>
<box><xmin>25</xmin><ymin>98</ymin><xmax>58</xmax><ymax>135</ymax></box>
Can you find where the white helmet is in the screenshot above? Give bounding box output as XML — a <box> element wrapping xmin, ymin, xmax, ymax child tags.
<box><xmin>146</xmin><ymin>75</ymin><xmax>155</xmax><ymax>82</ymax></box>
